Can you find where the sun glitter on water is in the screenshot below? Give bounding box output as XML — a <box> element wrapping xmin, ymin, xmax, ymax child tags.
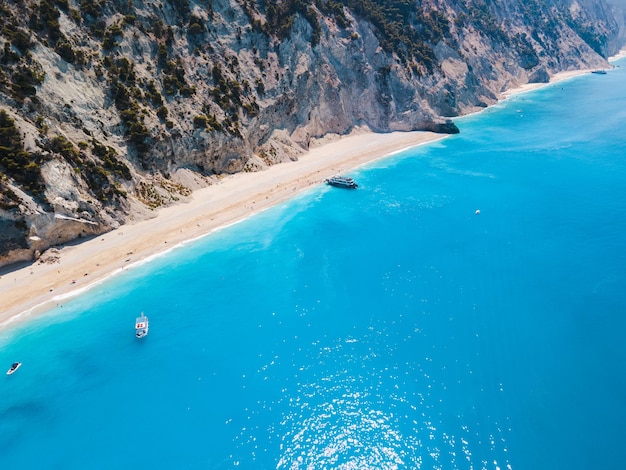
<box><xmin>275</xmin><ymin>385</ymin><xmax>420</xmax><ymax>469</ymax></box>
<box><xmin>233</xmin><ymin>326</ymin><xmax>512</xmax><ymax>469</ymax></box>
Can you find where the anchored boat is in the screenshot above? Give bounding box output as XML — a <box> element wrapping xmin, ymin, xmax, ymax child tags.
<box><xmin>135</xmin><ymin>313</ymin><xmax>149</xmax><ymax>338</ymax></box>
<box><xmin>325</xmin><ymin>176</ymin><xmax>358</xmax><ymax>189</ymax></box>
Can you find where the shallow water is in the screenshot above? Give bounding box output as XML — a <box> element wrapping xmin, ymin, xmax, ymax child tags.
<box><xmin>1</xmin><ymin>59</ymin><xmax>625</xmax><ymax>469</ymax></box>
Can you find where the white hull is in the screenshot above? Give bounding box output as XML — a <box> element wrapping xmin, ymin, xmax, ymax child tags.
<box><xmin>6</xmin><ymin>362</ymin><xmax>21</xmax><ymax>375</ymax></box>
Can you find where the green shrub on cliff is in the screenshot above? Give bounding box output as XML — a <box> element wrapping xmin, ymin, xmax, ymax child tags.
<box><xmin>338</xmin><ymin>0</ymin><xmax>443</xmax><ymax>69</ymax></box>
<box><xmin>0</xmin><ymin>110</ymin><xmax>46</xmax><ymax>197</ymax></box>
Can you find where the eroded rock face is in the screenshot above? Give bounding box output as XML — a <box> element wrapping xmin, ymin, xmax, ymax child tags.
<box><xmin>0</xmin><ymin>0</ymin><xmax>624</xmax><ymax>267</ymax></box>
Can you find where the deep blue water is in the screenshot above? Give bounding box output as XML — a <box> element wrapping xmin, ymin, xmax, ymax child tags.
<box><xmin>1</xmin><ymin>59</ymin><xmax>626</xmax><ymax>469</ymax></box>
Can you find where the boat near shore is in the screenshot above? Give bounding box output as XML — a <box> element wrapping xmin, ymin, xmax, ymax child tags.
<box><xmin>6</xmin><ymin>362</ymin><xmax>21</xmax><ymax>375</ymax></box>
<box><xmin>325</xmin><ymin>176</ymin><xmax>358</xmax><ymax>189</ymax></box>
<box><xmin>135</xmin><ymin>313</ymin><xmax>149</xmax><ymax>338</ymax></box>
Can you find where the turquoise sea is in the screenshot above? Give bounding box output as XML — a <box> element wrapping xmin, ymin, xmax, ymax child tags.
<box><xmin>2</xmin><ymin>59</ymin><xmax>626</xmax><ymax>469</ymax></box>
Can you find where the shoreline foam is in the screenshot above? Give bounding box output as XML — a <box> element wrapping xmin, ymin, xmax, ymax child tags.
<box><xmin>2</xmin><ymin>52</ymin><xmax>624</xmax><ymax>332</ymax></box>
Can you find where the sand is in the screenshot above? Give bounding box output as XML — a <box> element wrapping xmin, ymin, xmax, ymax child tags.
<box><xmin>2</xmin><ymin>50</ymin><xmax>625</xmax><ymax>331</ymax></box>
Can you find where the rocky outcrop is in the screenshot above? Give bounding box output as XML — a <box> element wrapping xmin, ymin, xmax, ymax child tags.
<box><xmin>0</xmin><ymin>0</ymin><xmax>624</xmax><ymax>267</ymax></box>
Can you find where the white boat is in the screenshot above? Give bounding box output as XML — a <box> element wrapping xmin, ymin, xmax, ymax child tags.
<box><xmin>6</xmin><ymin>362</ymin><xmax>21</xmax><ymax>375</ymax></box>
<box><xmin>135</xmin><ymin>313</ymin><xmax>149</xmax><ymax>338</ymax></box>
<box><xmin>325</xmin><ymin>175</ymin><xmax>358</xmax><ymax>189</ymax></box>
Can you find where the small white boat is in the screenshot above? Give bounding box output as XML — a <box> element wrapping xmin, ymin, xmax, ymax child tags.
<box><xmin>135</xmin><ymin>313</ymin><xmax>149</xmax><ymax>338</ymax></box>
<box><xmin>6</xmin><ymin>362</ymin><xmax>21</xmax><ymax>375</ymax></box>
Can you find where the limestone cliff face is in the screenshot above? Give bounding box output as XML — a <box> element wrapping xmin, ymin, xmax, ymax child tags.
<box><xmin>0</xmin><ymin>0</ymin><xmax>625</xmax><ymax>267</ymax></box>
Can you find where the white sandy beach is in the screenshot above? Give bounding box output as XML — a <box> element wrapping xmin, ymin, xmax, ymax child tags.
<box><xmin>2</xmin><ymin>50</ymin><xmax>624</xmax><ymax>331</ymax></box>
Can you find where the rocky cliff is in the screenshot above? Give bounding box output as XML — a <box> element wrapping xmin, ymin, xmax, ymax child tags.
<box><xmin>1</xmin><ymin>0</ymin><xmax>625</xmax><ymax>267</ymax></box>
